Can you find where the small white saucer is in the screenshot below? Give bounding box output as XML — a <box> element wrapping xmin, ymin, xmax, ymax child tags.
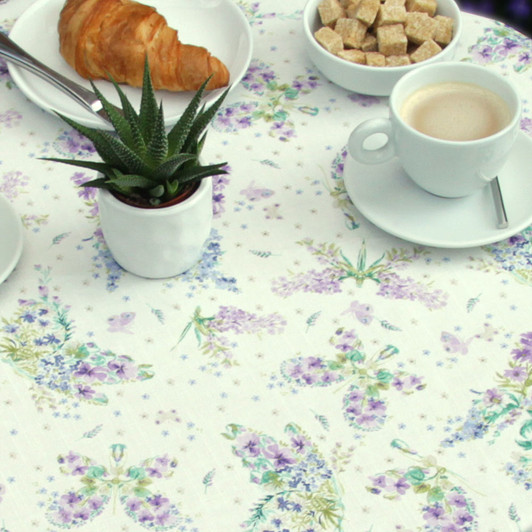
<box><xmin>344</xmin><ymin>132</ymin><xmax>532</xmax><ymax>248</ymax></box>
<box><xmin>0</xmin><ymin>195</ymin><xmax>23</xmax><ymax>284</ymax></box>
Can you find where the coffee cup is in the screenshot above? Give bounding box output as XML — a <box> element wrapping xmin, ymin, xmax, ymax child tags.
<box><xmin>348</xmin><ymin>62</ymin><xmax>521</xmax><ymax>198</ymax></box>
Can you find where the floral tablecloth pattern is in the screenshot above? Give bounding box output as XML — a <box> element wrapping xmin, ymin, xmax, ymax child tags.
<box><xmin>1</xmin><ymin>1</ymin><xmax>531</xmax><ymax>531</ymax></box>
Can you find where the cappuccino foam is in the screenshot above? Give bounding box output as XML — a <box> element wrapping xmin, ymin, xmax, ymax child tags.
<box><xmin>400</xmin><ymin>82</ymin><xmax>512</xmax><ymax>141</ymax></box>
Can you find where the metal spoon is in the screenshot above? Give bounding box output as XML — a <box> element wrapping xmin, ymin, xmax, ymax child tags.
<box><xmin>0</xmin><ymin>32</ymin><xmax>120</xmax><ymax>123</ymax></box>
<box><xmin>489</xmin><ymin>176</ymin><xmax>508</xmax><ymax>229</ymax></box>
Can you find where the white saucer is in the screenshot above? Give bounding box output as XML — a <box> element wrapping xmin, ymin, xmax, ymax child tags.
<box><xmin>8</xmin><ymin>0</ymin><xmax>252</xmax><ymax>129</ymax></box>
<box><xmin>344</xmin><ymin>132</ymin><xmax>532</xmax><ymax>248</ymax></box>
<box><xmin>0</xmin><ymin>195</ymin><xmax>23</xmax><ymax>284</ymax></box>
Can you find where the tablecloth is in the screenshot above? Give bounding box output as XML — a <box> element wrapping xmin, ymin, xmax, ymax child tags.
<box><xmin>1</xmin><ymin>1</ymin><xmax>531</xmax><ymax>531</ymax></box>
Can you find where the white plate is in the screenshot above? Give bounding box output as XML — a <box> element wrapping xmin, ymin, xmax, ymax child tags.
<box><xmin>344</xmin><ymin>132</ymin><xmax>532</xmax><ymax>248</ymax></box>
<box><xmin>8</xmin><ymin>0</ymin><xmax>252</xmax><ymax>129</ymax></box>
<box><xmin>0</xmin><ymin>195</ymin><xmax>23</xmax><ymax>284</ymax></box>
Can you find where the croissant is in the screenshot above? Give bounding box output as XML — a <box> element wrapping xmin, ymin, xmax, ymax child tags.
<box><xmin>58</xmin><ymin>0</ymin><xmax>230</xmax><ymax>92</ymax></box>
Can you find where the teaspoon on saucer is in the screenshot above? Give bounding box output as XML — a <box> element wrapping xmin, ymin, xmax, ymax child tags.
<box><xmin>489</xmin><ymin>176</ymin><xmax>509</xmax><ymax>229</ymax></box>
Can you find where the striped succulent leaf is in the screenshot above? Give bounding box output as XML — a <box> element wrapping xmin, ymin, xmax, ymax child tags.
<box><xmin>42</xmin><ymin>58</ymin><xmax>229</xmax><ymax>206</ymax></box>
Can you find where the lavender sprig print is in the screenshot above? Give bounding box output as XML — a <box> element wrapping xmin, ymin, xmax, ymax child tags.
<box><xmin>177</xmin><ymin>306</ymin><xmax>286</xmax><ymax>370</ymax></box>
<box><xmin>272</xmin><ymin>239</ymin><xmax>448</xmax><ymax>309</ymax></box>
<box><xmin>223</xmin><ymin>423</ymin><xmax>344</xmax><ymax>531</ymax></box>
<box><xmin>0</xmin><ymin>170</ymin><xmax>29</xmax><ymax>199</ymax></box>
<box><xmin>367</xmin><ymin>440</ymin><xmax>478</xmax><ymax>531</ymax></box>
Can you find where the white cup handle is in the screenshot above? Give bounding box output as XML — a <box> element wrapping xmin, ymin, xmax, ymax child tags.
<box><xmin>348</xmin><ymin>118</ymin><xmax>395</xmax><ymax>165</ymax></box>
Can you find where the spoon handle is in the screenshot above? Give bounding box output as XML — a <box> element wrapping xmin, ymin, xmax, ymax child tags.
<box><xmin>490</xmin><ymin>176</ymin><xmax>508</xmax><ymax>229</ymax></box>
<box><xmin>0</xmin><ymin>32</ymin><xmax>118</xmax><ymax>123</ymax></box>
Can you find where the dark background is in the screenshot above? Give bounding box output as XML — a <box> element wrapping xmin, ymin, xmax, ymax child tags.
<box><xmin>460</xmin><ymin>0</ymin><xmax>532</xmax><ymax>36</ymax></box>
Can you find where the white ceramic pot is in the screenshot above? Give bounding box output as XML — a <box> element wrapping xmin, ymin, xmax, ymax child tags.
<box><xmin>97</xmin><ymin>178</ymin><xmax>213</xmax><ymax>278</ymax></box>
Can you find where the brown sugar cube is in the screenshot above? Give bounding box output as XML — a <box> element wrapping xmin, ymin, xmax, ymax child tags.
<box><xmin>346</xmin><ymin>2</ymin><xmax>362</xmax><ymax>18</ymax></box>
<box><xmin>377</xmin><ymin>23</ymin><xmax>408</xmax><ymax>56</ymax></box>
<box><xmin>335</xmin><ymin>17</ymin><xmax>368</xmax><ymax>48</ymax></box>
<box><xmin>405</xmin><ymin>12</ymin><xmax>437</xmax><ymax>44</ymax></box>
<box><xmin>406</xmin><ymin>0</ymin><xmax>437</xmax><ymax>16</ymax></box>
<box><xmin>410</xmin><ymin>39</ymin><xmax>442</xmax><ymax>62</ymax></box>
<box><xmin>433</xmin><ymin>15</ymin><xmax>454</xmax><ymax>45</ymax></box>
<box><xmin>365</xmin><ymin>51</ymin><xmax>386</xmax><ymax>66</ymax></box>
<box><xmin>314</xmin><ymin>26</ymin><xmax>344</xmax><ymax>54</ymax></box>
<box><xmin>354</xmin><ymin>0</ymin><xmax>380</xmax><ymax>26</ymax></box>
<box><xmin>385</xmin><ymin>54</ymin><xmax>411</xmax><ymax>66</ymax></box>
<box><xmin>318</xmin><ymin>0</ymin><xmax>346</xmax><ymax>27</ymax></box>
<box><xmin>385</xmin><ymin>0</ymin><xmax>406</xmax><ymax>5</ymax></box>
<box><xmin>339</xmin><ymin>0</ymin><xmax>351</xmax><ymax>7</ymax></box>
<box><xmin>344</xmin><ymin>0</ymin><xmax>362</xmax><ymax>10</ymax></box>
<box><xmin>375</xmin><ymin>5</ymin><xmax>407</xmax><ymax>26</ymax></box>
<box><xmin>337</xmin><ymin>48</ymin><xmax>367</xmax><ymax>64</ymax></box>
<box><xmin>361</xmin><ymin>32</ymin><xmax>378</xmax><ymax>51</ymax></box>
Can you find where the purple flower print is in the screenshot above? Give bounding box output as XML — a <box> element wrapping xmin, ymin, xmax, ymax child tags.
<box><xmin>212</xmin><ymin>171</ymin><xmax>229</xmax><ymax>218</ymax></box>
<box><xmin>149</xmin><ymin>494</ymin><xmax>170</xmax><ymax>510</ymax></box>
<box><xmin>53</xmin><ymin>508</ymin><xmax>74</xmax><ymax>524</ymax></box>
<box><xmin>453</xmin><ymin>508</ymin><xmax>474</xmax><ymax>526</ymax></box>
<box><xmin>333</xmin><ymin>328</ymin><xmax>358</xmax><ymax>351</ymax></box>
<box><xmin>88</xmin><ymin>496</ymin><xmax>104</xmax><ymax>510</ymax></box>
<box><xmin>60</xmin><ymin>492</ymin><xmax>83</xmax><ymax>507</ymax></box>
<box><xmin>504</xmin><ymin>366</ymin><xmax>528</xmax><ymax>382</ymax></box>
<box><xmin>74</xmin><ymin>384</ymin><xmax>96</xmax><ymax>400</ymax></box>
<box><xmin>482</xmin><ymin>388</ymin><xmax>503</xmax><ymax>406</ymax></box>
<box><xmin>423</xmin><ymin>504</ymin><xmax>449</xmax><ymax>526</ymax></box>
<box><xmin>0</xmin><ymin>109</ymin><xmax>21</xmax><ymax>128</ymax></box>
<box><xmin>290</xmin><ymin>434</ymin><xmax>311</xmax><ymax>454</ymax></box>
<box><xmin>138</xmin><ymin>509</ymin><xmax>155</xmax><ymax>522</ymax></box>
<box><xmin>108</xmin><ymin>357</ymin><xmax>137</xmax><ymax>379</ymax></box>
<box><xmin>74</xmin><ymin>362</ymin><xmax>108</xmax><ymax>382</ymax></box>
<box><xmin>146</xmin><ymin>465</ymin><xmax>164</xmax><ymax>478</ymax></box>
<box><xmin>370</xmin><ymin>475</ymin><xmax>387</xmax><ymax>492</ymax></box>
<box><xmin>392</xmin><ymin>477</ymin><xmax>410</xmax><ymax>495</ymax></box>
<box><xmin>237</xmin><ymin>433</ymin><xmax>261</xmax><ymax>457</ymax></box>
<box><xmin>73</xmin><ymin>507</ymin><xmax>91</xmax><ymax>520</ymax></box>
<box><xmin>263</xmin><ymin>444</ymin><xmax>296</xmax><ymax>470</ymax></box>
<box><xmin>0</xmin><ymin>170</ymin><xmax>29</xmax><ymax>200</ymax></box>
<box><xmin>447</xmin><ymin>491</ymin><xmax>467</xmax><ymax>507</ymax></box>
<box><xmin>281</xmin><ymin>356</ymin><xmax>345</xmax><ymax>387</ymax></box>
<box><xmin>366</xmin><ymin>398</ymin><xmax>386</xmax><ymax>416</ymax></box>
<box><xmin>126</xmin><ymin>497</ymin><xmax>142</xmax><ymax>511</ymax></box>
<box><xmin>512</xmin><ymin>332</ymin><xmax>532</xmax><ymax>362</ymax></box>
<box><xmin>355</xmin><ymin>412</ymin><xmax>381</xmax><ymax>430</ymax></box>
<box><xmin>155</xmin><ymin>510</ymin><xmax>173</xmax><ymax>526</ymax></box>
<box><xmin>53</xmin><ymin>129</ymin><xmax>96</xmax><ymax>157</ymax></box>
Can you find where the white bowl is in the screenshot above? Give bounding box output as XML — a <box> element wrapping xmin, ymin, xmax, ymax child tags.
<box><xmin>303</xmin><ymin>0</ymin><xmax>463</xmax><ymax>96</ymax></box>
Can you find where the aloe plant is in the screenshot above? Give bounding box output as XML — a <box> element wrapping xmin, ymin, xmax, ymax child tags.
<box><xmin>44</xmin><ymin>59</ymin><xmax>229</xmax><ymax>206</ymax></box>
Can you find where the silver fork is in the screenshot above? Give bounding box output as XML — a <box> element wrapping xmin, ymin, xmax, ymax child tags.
<box><xmin>0</xmin><ymin>31</ymin><xmax>121</xmax><ymax>124</ymax></box>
